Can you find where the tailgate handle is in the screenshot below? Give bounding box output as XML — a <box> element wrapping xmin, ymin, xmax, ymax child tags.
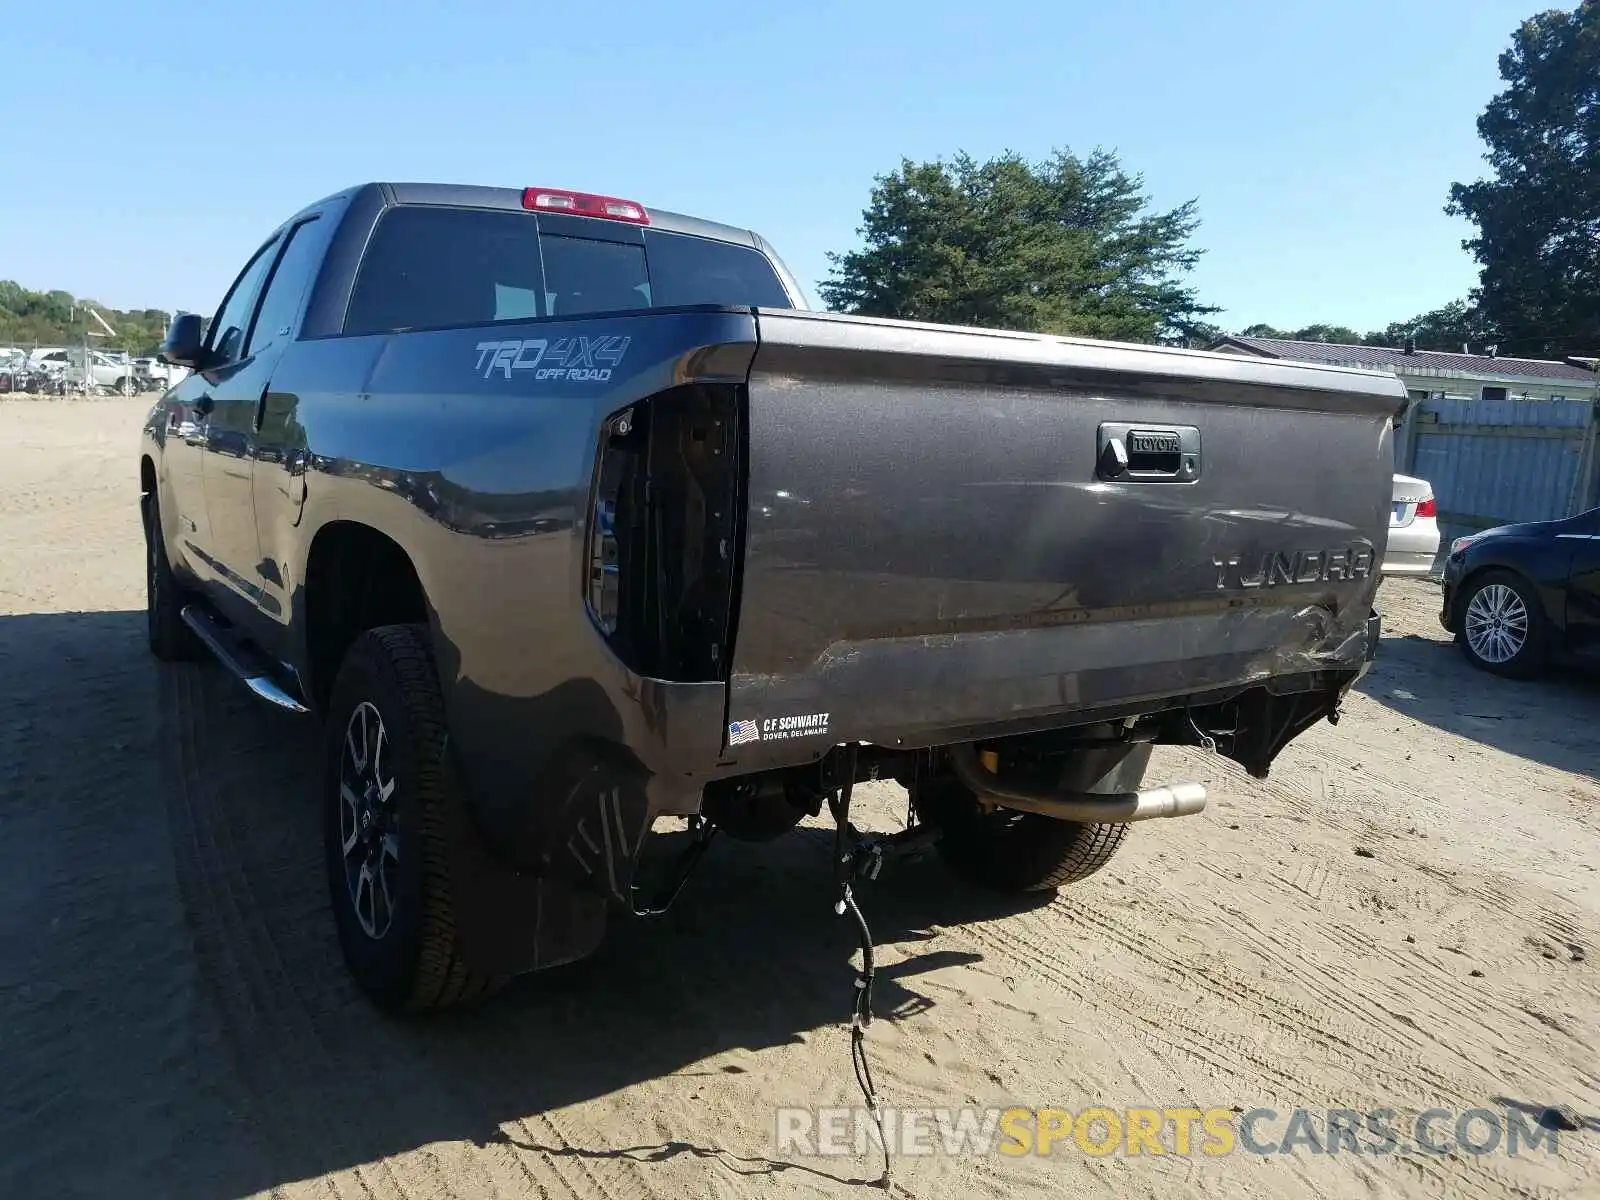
<box><xmin>1097</xmin><ymin>423</ymin><xmax>1200</xmax><ymax>482</ymax></box>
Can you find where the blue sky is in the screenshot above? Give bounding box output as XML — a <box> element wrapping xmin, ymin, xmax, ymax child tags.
<box><xmin>0</xmin><ymin>0</ymin><xmax>1536</xmax><ymax>333</ymax></box>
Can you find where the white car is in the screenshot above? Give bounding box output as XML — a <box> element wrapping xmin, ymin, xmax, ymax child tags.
<box><xmin>132</xmin><ymin>357</ymin><xmax>185</xmax><ymax>391</ymax></box>
<box><xmin>1382</xmin><ymin>473</ymin><xmax>1440</xmax><ymax>576</ymax></box>
<box><xmin>30</xmin><ymin>348</ymin><xmax>140</xmax><ymax>392</ymax></box>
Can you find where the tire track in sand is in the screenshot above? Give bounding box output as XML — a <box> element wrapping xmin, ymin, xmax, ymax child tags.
<box><xmin>164</xmin><ymin>663</ymin><xmax>394</xmax><ymax>1200</ymax></box>
<box><xmin>946</xmin><ymin>892</ymin><xmax>1564</xmax><ymax>1200</ymax></box>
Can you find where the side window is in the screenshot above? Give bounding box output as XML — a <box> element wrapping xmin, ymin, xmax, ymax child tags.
<box><xmin>207</xmin><ymin>238</ymin><xmax>281</xmax><ymax>365</ymax></box>
<box><xmin>346</xmin><ymin>206</ymin><xmax>546</xmax><ymax>335</ymax></box>
<box><xmin>244</xmin><ymin>218</ymin><xmax>324</xmax><ymax>357</ymax></box>
<box><xmin>643</xmin><ymin>230</ymin><xmax>792</xmax><ymax>309</ymax></box>
<box><xmin>539</xmin><ymin>235</ymin><xmax>650</xmax><ymax>316</ymax></box>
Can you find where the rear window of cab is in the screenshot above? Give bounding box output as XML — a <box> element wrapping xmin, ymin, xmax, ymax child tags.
<box><xmin>344</xmin><ymin>205</ymin><xmax>792</xmax><ymax>335</ymax></box>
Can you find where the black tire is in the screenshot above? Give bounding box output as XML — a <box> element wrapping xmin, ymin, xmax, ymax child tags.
<box><xmin>1455</xmin><ymin>568</ymin><xmax>1548</xmax><ymax>679</ymax></box>
<box><xmin>143</xmin><ymin>492</ymin><xmax>202</xmax><ymax>661</ymax></box>
<box><xmin>323</xmin><ymin>624</ymin><xmax>504</xmax><ymax>1011</ymax></box>
<box><xmin>915</xmin><ymin>777</ymin><xmax>1131</xmax><ymax>893</ymax></box>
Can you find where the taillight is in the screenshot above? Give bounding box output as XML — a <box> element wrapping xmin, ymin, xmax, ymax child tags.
<box><xmin>523</xmin><ymin>187</ymin><xmax>650</xmax><ymax>225</ymax></box>
<box><xmin>1416</xmin><ymin>496</ymin><xmax>1437</xmax><ymax>518</ymax></box>
<box><xmin>584</xmin><ymin>386</ymin><xmax>742</xmax><ymax>683</ymax></box>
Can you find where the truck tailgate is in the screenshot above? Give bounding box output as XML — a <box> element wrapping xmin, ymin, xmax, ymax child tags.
<box><xmin>725</xmin><ymin>310</ymin><xmax>1401</xmax><ymax>753</ymax></box>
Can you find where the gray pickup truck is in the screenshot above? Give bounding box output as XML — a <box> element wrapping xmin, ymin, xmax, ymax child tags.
<box><xmin>142</xmin><ymin>182</ymin><xmax>1396</xmax><ymax>1011</ymax></box>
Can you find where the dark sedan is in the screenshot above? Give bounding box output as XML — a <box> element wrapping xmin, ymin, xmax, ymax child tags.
<box><xmin>1439</xmin><ymin>506</ymin><xmax>1600</xmax><ymax>676</ymax></box>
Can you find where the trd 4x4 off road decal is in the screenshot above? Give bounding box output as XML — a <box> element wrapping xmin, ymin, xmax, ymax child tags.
<box><xmin>474</xmin><ymin>335</ymin><xmax>631</xmax><ymax>382</ymax></box>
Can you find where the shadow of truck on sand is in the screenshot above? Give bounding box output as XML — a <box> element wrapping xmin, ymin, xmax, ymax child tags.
<box><xmin>1355</xmin><ymin>631</ymin><xmax>1600</xmax><ymax>781</ymax></box>
<box><xmin>0</xmin><ymin>608</ymin><xmax>1045</xmax><ymax>1199</ymax></box>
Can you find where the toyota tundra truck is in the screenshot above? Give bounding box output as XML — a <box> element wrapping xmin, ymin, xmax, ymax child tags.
<box><xmin>141</xmin><ymin>182</ymin><xmax>1395</xmax><ymax>1011</ymax></box>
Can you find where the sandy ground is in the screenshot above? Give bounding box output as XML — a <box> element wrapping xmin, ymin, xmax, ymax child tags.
<box><xmin>2</xmin><ymin>396</ymin><xmax>1597</xmax><ymax>1200</ymax></box>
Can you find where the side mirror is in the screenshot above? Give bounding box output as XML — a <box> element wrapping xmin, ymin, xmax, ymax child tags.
<box><xmin>159</xmin><ymin>313</ymin><xmax>206</xmax><ymax>369</ymax></box>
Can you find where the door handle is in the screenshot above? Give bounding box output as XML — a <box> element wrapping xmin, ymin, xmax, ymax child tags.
<box><xmin>1096</xmin><ymin>423</ymin><xmax>1201</xmax><ymax>482</ymax></box>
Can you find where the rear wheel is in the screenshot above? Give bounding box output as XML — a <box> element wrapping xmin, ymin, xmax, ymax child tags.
<box><xmin>915</xmin><ymin>744</ymin><xmax>1150</xmax><ymax>893</ymax></box>
<box><xmin>916</xmin><ymin>775</ymin><xmax>1131</xmax><ymax>892</ymax></box>
<box><xmin>323</xmin><ymin>624</ymin><xmax>504</xmax><ymax>1011</ymax></box>
<box><xmin>1457</xmin><ymin>569</ymin><xmax>1547</xmax><ymax>678</ymax></box>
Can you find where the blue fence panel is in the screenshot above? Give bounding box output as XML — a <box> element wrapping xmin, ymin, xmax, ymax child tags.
<box><xmin>1408</xmin><ymin>395</ymin><xmax>1592</xmax><ymax>528</ymax></box>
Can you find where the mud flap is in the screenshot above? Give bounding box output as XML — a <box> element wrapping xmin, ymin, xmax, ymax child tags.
<box><xmin>452</xmin><ymin>741</ymin><xmax>658</xmax><ymax>977</ymax></box>
<box><xmin>449</xmin><ymin>852</ymin><xmax>609</xmax><ymax>979</ymax></box>
<box><xmin>439</xmin><ymin>748</ymin><xmax>650</xmax><ymax>979</ymax></box>
<box><xmin>527</xmin><ymin>744</ymin><xmax>656</xmax><ymax>904</ymax></box>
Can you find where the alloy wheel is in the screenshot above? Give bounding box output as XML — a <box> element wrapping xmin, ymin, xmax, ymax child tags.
<box><xmin>1464</xmin><ymin>583</ymin><xmax>1528</xmax><ymax>665</ymax></box>
<box><xmin>338</xmin><ymin>701</ymin><xmax>400</xmax><ymax>939</ymax></box>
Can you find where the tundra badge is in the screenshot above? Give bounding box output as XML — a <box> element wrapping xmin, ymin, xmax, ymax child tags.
<box><xmin>1212</xmin><ymin>545</ymin><xmax>1375</xmax><ymax>590</ymax></box>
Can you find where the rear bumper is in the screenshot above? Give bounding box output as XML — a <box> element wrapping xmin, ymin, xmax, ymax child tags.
<box><xmin>1382</xmin><ymin>517</ymin><xmax>1440</xmax><ymax>577</ymax></box>
<box><xmin>724</xmin><ymin>601</ymin><xmax>1383</xmax><ymax>769</ymax></box>
<box><xmin>1380</xmin><ymin>550</ymin><xmax>1440</xmax><ymax>577</ymax></box>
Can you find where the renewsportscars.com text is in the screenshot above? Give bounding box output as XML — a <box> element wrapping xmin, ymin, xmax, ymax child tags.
<box><xmin>773</xmin><ymin>1105</ymin><xmax>1562</xmax><ymax>1159</ymax></box>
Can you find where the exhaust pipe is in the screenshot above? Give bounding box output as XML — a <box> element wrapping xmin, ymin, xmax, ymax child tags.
<box><xmin>947</xmin><ymin>743</ymin><xmax>1206</xmax><ymax>823</ymax></box>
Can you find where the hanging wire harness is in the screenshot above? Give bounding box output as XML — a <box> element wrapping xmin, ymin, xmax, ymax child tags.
<box><xmin>828</xmin><ymin>744</ymin><xmax>897</xmax><ymax>1189</ymax></box>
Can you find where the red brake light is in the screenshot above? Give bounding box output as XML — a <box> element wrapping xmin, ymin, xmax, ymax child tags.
<box><xmin>1416</xmin><ymin>496</ymin><xmax>1436</xmax><ymax>518</ymax></box>
<box><xmin>522</xmin><ymin>187</ymin><xmax>650</xmax><ymax>225</ymax></box>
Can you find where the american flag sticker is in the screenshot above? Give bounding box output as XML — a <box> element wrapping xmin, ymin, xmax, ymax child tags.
<box><xmin>727</xmin><ymin>719</ymin><xmax>761</xmax><ymax>747</ymax></box>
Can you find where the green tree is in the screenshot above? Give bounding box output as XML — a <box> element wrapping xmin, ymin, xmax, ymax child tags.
<box><xmin>1227</xmin><ymin>322</ymin><xmax>1362</xmax><ymax>344</ymax></box>
<box><xmin>1447</xmin><ymin>2</ymin><xmax>1600</xmax><ymax>360</ymax></box>
<box><xmin>1288</xmin><ymin>323</ymin><xmax>1364</xmax><ymax>344</ymax></box>
<box><xmin>1362</xmin><ymin>300</ymin><xmax>1490</xmax><ymax>352</ymax></box>
<box><xmin>0</xmin><ymin>280</ymin><xmax>172</xmax><ymax>355</ymax></box>
<box><xmin>1176</xmin><ymin>320</ymin><xmax>1225</xmax><ymax>349</ymax></box>
<box><xmin>820</xmin><ymin>149</ymin><xmax>1219</xmax><ymax>345</ymax></box>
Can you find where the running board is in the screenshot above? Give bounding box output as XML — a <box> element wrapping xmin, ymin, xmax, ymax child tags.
<box><xmin>179</xmin><ymin>604</ymin><xmax>310</xmax><ymax>714</ymax></box>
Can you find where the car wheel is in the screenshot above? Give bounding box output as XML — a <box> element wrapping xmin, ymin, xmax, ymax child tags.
<box><xmin>323</xmin><ymin>624</ymin><xmax>505</xmax><ymax>1011</ymax></box>
<box><xmin>143</xmin><ymin>493</ymin><xmax>202</xmax><ymax>661</ymax></box>
<box><xmin>914</xmin><ymin>776</ymin><xmax>1131</xmax><ymax>893</ymax></box>
<box><xmin>1457</xmin><ymin>569</ymin><xmax>1547</xmax><ymax>678</ymax></box>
